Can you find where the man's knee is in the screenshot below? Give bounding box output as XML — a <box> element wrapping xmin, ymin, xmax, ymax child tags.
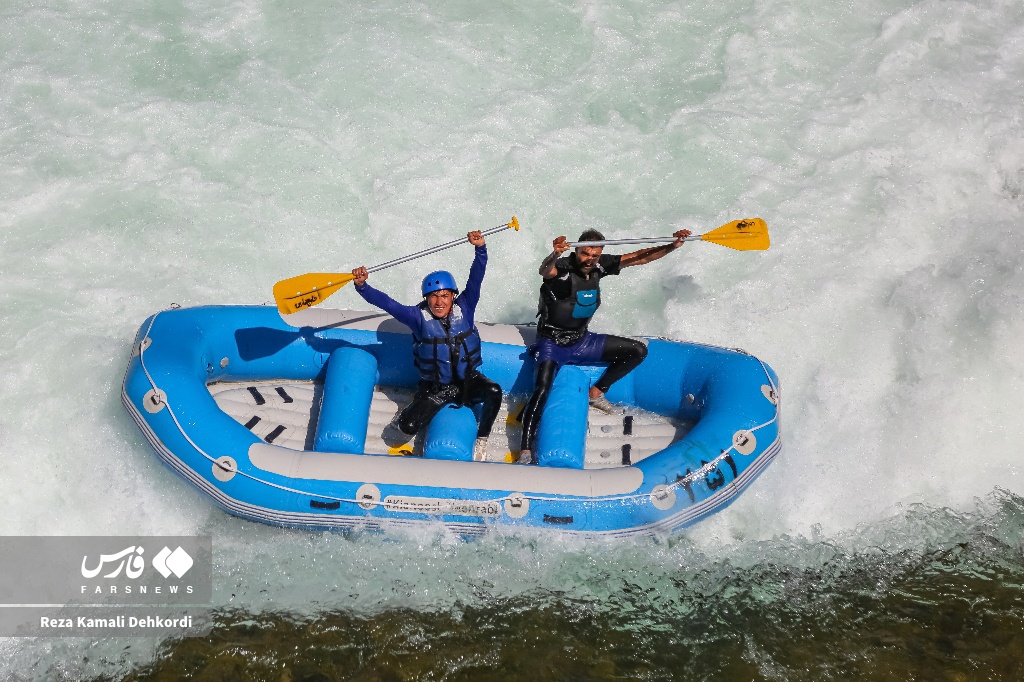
<box><xmin>484</xmin><ymin>381</ymin><xmax>503</xmax><ymax>402</ymax></box>
<box><xmin>396</xmin><ymin>404</ymin><xmax>428</xmax><ymax>436</ymax></box>
<box><xmin>633</xmin><ymin>340</ymin><xmax>648</xmax><ymax>362</ymax></box>
<box><xmin>611</xmin><ymin>337</ymin><xmax>647</xmax><ymax>363</ymax></box>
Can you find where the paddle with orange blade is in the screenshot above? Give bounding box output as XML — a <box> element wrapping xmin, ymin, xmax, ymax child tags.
<box><xmin>566</xmin><ymin>218</ymin><xmax>770</xmax><ymax>251</ymax></box>
<box><xmin>273</xmin><ymin>217</ymin><xmax>520</xmax><ymax>315</ymax></box>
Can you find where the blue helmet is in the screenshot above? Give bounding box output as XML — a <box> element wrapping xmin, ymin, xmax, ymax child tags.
<box><xmin>421</xmin><ymin>270</ymin><xmax>459</xmax><ymax>297</ymax></box>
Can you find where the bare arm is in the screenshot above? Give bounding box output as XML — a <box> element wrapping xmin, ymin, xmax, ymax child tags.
<box><xmin>619</xmin><ymin>229</ymin><xmax>691</xmax><ymax>269</ymax></box>
<box><xmin>540</xmin><ymin>236</ymin><xmax>570</xmax><ymax>279</ymax></box>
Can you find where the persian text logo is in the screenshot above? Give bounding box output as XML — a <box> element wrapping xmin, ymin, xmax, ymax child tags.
<box><xmin>80</xmin><ymin>546</ymin><xmax>193</xmax><ymax>580</ymax></box>
<box><xmin>81</xmin><ymin>546</ymin><xmax>146</xmax><ymax>579</ymax></box>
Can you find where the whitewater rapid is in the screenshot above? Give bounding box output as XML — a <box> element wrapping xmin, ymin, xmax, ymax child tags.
<box><xmin>1</xmin><ymin>0</ymin><xmax>1022</xmax><ymax>676</ymax></box>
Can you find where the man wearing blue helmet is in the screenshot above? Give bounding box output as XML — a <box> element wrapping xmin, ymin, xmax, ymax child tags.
<box><xmin>351</xmin><ymin>231</ymin><xmax>502</xmax><ymax>461</ymax></box>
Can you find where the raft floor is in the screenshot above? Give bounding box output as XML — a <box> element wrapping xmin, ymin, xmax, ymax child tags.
<box><xmin>209</xmin><ymin>380</ymin><xmax>691</xmax><ymax>468</ymax></box>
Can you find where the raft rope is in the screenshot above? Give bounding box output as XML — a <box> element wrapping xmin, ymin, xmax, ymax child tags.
<box><xmin>134</xmin><ymin>309</ymin><xmax>781</xmax><ymax>510</ymax></box>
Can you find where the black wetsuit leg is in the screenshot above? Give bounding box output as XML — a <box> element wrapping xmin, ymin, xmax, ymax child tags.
<box><xmin>593</xmin><ymin>335</ymin><xmax>648</xmax><ymax>394</ymax></box>
<box><xmin>396</xmin><ymin>382</ymin><xmax>461</xmax><ymax>436</ymax></box>
<box><xmin>461</xmin><ymin>371</ymin><xmax>503</xmax><ymax>438</ymax></box>
<box><xmin>518</xmin><ymin>360</ymin><xmax>558</xmax><ymax>456</ymax></box>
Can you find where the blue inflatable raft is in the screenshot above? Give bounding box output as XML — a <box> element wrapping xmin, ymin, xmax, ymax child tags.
<box><xmin>122</xmin><ymin>305</ymin><xmax>780</xmax><ymax>537</ymax></box>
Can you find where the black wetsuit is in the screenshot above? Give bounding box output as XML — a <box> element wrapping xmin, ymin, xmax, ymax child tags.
<box><xmin>519</xmin><ymin>253</ymin><xmax>647</xmax><ymax>456</ymax></box>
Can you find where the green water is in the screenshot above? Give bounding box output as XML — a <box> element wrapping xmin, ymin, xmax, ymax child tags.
<box><xmin>96</xmin><ymin>492</ymin><xmax>1024</xmax><ymax>680</ymax></box>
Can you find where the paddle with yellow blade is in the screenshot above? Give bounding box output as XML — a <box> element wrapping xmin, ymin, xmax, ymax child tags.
<box><xmin>273</xmin><ymin>217</ymin><xmax>521</xmax><ymax>315</ymax></box>
<box><xmin>565</xmin><ymin>218</ymin><xmax>769</xmax><ymax>250</ymax></box>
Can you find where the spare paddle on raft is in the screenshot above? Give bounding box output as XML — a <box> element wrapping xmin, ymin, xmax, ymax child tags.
<box><xmin>566</xmin><ymin>217</ymin><xmax>770</xmax><ymax>251</ymax></box>
<box><xmin>273</xmin><ymin>216</ymin><xmax>520</xmax><ymax>315</ymax></box>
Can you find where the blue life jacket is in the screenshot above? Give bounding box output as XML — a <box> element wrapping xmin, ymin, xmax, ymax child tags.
<box><xmin>412</xmin><ymin>302</ymin><xmax>483</xmax><ymax>384</ymax></box>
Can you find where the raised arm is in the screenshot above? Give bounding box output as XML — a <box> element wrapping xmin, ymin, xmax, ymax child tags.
<box><xmin>540</xmin><ymin>236</ymin><xmax>570</xmax><ymax>279</ymax></box>
<box><xmin>619</xmin><ymin>229</ymin><xmax>692</xmax><ymax>268</ymax></box>
<box><xmin>458</xmin><ymin>231</ymin><xmax>488</xmax><ymax>314</ymax></box>
<box><xmin>351</xmin><ymin>267</ymin><xmax>423</xmax><ymax>329</ymax></box>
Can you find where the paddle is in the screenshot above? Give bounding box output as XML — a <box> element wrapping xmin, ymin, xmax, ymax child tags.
<box><xmin>273</xmin><ymin>217</ymin><xmax>520</xmax><ymax>315</ymax></box>
<box><xmin>566</xmin><ymin>218</ymin><xmax>769</xmax><ymax>251</ymax></box>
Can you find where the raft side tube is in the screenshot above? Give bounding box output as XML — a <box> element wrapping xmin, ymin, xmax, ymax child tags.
<box><xmin>248</xmin><ymin>443</ymin><xmax>645</xmax><ymax>497</ymax></box>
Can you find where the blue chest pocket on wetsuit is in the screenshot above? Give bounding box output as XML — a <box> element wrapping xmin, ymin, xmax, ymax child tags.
<box><xmin>572</xmin><ymin>290</ymin><xmax>598</xmax><ymax>318</ymax></box>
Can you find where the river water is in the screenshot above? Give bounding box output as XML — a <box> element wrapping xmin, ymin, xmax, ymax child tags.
<box><xmin>1</xmin><ymin>0</ymin><xmax>1023</xmax><ymax>679</ymax></box>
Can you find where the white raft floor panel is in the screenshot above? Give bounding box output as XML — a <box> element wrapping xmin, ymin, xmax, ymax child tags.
<box><xmin>209</xmin><ymin>380</ymin><xmax>692</xmax><ymax>468</ymax></box>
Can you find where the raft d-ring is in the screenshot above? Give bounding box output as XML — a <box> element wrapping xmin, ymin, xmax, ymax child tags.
<box><xmin>761</xmin><ymin>385</ymin><xmax>778</xmax><ymax>405</ymax></box>
<box><xmin>212</xmin><ymin>456</ymin><xmax>237</xmax><ymax>482</ymax></box>
<box><xmin>142</xmin><ymin>388</ymin><xmax>167</xmax><ymax>414</ymax></box>
<box><xmin>504</xmin><ymin>493</ymin><xmax>529</xmax><ymax>518</ymax></box>
<box><xmin>650</xmin><ymin>484</ymin><xmax>676</xmax><ymax>510</ymax></box>
<box><xmin>356</xmin><ymin>483</ymin><xmax>381</xmax><ymax>510</ymax></box>
<box><xmin>732</xmin><ymin>430</ymin><xmax>757</xmax><ymax>455</ymax></box>
<box><xmin>131</xmin><ymin>337</ymin><xmax>152</xmax><ymax>358</ymax></box>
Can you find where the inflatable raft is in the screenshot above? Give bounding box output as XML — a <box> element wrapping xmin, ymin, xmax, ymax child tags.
<box><xmin>122</xmin><ymin>305</ymin><xmax>780</xmax><ymax>537</ymax></box>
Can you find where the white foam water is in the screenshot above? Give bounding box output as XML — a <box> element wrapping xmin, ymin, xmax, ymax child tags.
<box><xmin>1</xmin><ymin>0</ymin><xmax>1023</xmax><ymax>677</ymax></box>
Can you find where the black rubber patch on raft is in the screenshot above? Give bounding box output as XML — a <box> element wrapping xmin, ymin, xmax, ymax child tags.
<box><xmin>264</xmin><ymin>425</ymin><xmax>286</xmax><ymax>443</ymax></box>
<box><xmin>244</xmin><ymin>416</ymin><xmax>261</xmax><ymax>430</ymax></box>
<box><xmin>623</xmin><ymin>415</ymin><xmax>633</xmax><ymax>436</ymax></box>
<box><xmin>275</xmin><ymin>387</ymin><xmax>294</xmax><ymax>404</ymax></box>
<box><xmin>543</xmin><ymin>514</ymin><xmax>574</xmax><ymax>525</ymax></box>
<box><xmin>310</xmin><ymin>500</ymin><xmax>341</xmax><ymax>510</ymax></box>
<box><xmin>621</xmin><ymin>443</ymin><xmax>632</xmax><ymax>466</ymax></box>
<box><xmin>247</xmin><ymin>387</ymin><xmax>266</xmax><ymax>405</ymax></box>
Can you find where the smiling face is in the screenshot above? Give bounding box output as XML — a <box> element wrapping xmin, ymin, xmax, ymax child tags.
<box><xmin>575</xmin><ymin>245</ymin><xmax>604</xmax><ymax>275</ymax></box>
<box><xmin>425</xmin><ymin>289</ymin><xmax>454</xmax><ymax>318</ymax></box>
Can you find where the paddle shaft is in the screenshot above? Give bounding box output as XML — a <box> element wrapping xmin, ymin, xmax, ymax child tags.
<box><xmin>564</xmin><ymin>236</ymin><xmax>700</xmax><ymax>248</ymax></box>
<box><xmin>367</xmin><ymin>221</ymin><xmax>515</xmax><ymax>274</ymax></box>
